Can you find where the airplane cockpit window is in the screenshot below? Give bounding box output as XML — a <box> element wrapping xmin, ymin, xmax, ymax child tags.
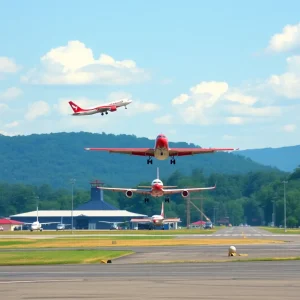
<box><xmin>157</xmin><ymin>135</ymin><xmax>162</xmax><ymax>138</ymax></box>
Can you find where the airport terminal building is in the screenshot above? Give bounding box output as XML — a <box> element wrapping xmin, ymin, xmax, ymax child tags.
<box><xmin>10</xmin><ymin>180</ymin><xmax>147</xmax><ymax>230</ymax></box>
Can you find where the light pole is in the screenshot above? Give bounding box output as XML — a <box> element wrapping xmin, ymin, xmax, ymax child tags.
<box><xmin>283</xmin><ymin>181</ymin><xmax>288</xmax><ymax>232</ymax></box>
<box><xmin>70</xmin><ymin>179</ymin><xmax>76</xmax><ymax>234</ymax></box>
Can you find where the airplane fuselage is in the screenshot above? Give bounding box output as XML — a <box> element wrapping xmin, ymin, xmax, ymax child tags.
<box><xmin>31</xmin><ymin>221</ymin><xmax>42</xmax><ymax>231</ymax></box>
<box><xmin>151</xmin><ymin>215</ymin><xmax>164</xmax><ymax>226</ymax></box>
<box><xmin>72</xmin><ymin>99</ymin><xmax>132</xmax><ymax>116</ymax></box>
<box><xmin>153</xmin><ymin>135</ymin><xmax>169</xmax><ymax>160</ymax></box>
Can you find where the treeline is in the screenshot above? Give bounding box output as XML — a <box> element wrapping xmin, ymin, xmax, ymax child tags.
<box><xmin>1</xmin><ymin>168</ymin><xmax>300</xmax><ymax>227</ymax></box>
<box><xmin>0</xmin><ymin>132</ymin><xmax>278</xmax><ymax>188</ymax></box>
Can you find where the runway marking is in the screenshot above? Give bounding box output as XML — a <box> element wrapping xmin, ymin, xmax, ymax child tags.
<box><xmin>0</xmin><ymin>279</ymin><xmax>84</xmax><ymax>284</ymax></box>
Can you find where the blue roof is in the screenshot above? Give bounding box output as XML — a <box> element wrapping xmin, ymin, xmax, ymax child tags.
<box><xmin>75</xmin><ymin>187</ymin><xmax>118</xmax><ymax>211</ymax></box>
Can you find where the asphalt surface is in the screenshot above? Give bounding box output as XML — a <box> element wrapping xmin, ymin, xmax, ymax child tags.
<box><xmin>1</xmin><ymin>227</ymin><xmax>300</xmax><ymax>299</ymax></box>
<box><xmin>1</xmin><ymin>262</ymin><xmax>300</xmax><ymax>299</ymax></box>
<box><xmin>1</xmin><ymin>226</ymin><xmax>300</xmax><ymax>264</ymax></box>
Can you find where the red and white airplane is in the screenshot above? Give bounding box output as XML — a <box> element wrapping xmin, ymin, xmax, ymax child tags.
<box><xmin>68</xmin><ymin>98</ymin><xmax>132</xmax><ymax>116</ymax></box>
<box><xmin>97</xmin><ymin>167</ymin><xmax>216</xmax><ymax>203</ymax></box>
<box><xmin>131</xmin><ymin>202</ymin><xmax>180</xmax><ymax>228</ymax></box>
<box><xmin>85</xmin><ymin>133</ymin><xmax>238</xmax><ymax>164</ymax></box>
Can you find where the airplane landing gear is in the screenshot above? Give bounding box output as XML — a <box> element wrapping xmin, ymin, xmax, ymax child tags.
<box><xmin>125</xmin><ymin>106</ymin><xmax>127</xmax><ymax>109</ymax></box>
<box><xmin>105</xmin><ymin>111</ymin><xmax>108</xmax><ymax>115</ymax></box>
<box><xmin>147</xmin><ymin>158</ymin><xmax>153</xmax><ymax>164</ymax></box>
<box><xmin>165</xmin><ymin>197</ymin><xmax>170</xmax><ymax>203</ymax></box>
<box><xmin>170</xmin><ymin>157</ymin><xmax>176</xmax><ymax>164</ymax></box>
<box><xmin>144</xmin><ymin>197</ymin><xmax>149</xmax><ymax>203</ymax></box>
<box><xmin>101</xmin><ymin>112</ymin><xmax>104</xmax><ymax>116</ymax></box>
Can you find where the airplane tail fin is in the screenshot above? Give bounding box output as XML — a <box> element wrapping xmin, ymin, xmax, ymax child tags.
<box><xmin>161</xmin><ymin>202</ymin><xmax>164</xmax><ymax>218</ymax></box>
<box><xmin>69</xmin><ymin>101</ymin><xmax>83</xmax><ymax>113</ymax></box>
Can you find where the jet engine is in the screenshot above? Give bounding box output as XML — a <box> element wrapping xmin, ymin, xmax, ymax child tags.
<box><xmin>110</xmin><ymin>105</ymin><xmax>117</xmax><ymax>112</ymax></box>
<box><xmin>181</xmin><ymin>190</ymin><xmax>189</xmax><ymax>198</ymax></box>
<box><xmin>125</xmin><ymin>190</ymin><xmax>133</xmax><ymax>198</ymax></box>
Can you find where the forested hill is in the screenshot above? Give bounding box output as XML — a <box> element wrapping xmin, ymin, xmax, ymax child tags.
<box><xmin>0</xmin><ymin>132</ymin><xmax>281</xmax><ymax>189</ymax></box>
<box><xmin>237</xmin><ymin>145</ymin><xmax>300</xmax><ymax>172</ymax></box>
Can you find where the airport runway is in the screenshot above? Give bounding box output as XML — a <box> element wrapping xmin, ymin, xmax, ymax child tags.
<box><xmin>1</xmin><ymin>226</ymin><xmax>299</xmax><ymax>239</ymax></box>
<box><xmin>0</xmin><ymin>261</ymin><xmax>300</xmax><ymax>299</ymax></box>
<box><xmin>1</xmin><ymin>226</ymin><xmax>300</xmax><ymax>264</ymax></box>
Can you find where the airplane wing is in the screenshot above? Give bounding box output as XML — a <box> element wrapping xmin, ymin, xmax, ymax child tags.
<box><xmin>40</xmin><ymin>222</ymin><xmax>60</xmax><ymax>225</ymax></box>
<box><xmin>84</xmin><ymin>147</ymin><xmax>155</xmax><ymax>157</ymax></box>
<box><xmin>162</xmin><ymin>218</ymin><xmax>181</xmax><ymax>223</ymax></box>
<box><xmin>169</xmin><ymin>147</ymin><xmax>239</xmax><ymax>157</ymax></box>
<box><xmin>98</xmin><ymin>221</ymin><xmax>125</xmax><ymax>224</ymax></box>
<box><xmin>22</xmin><ymin>222</ymin><xmax>59</xmax><ymax>225</ymax></box>
<box><xmin>98</xmin><ymin>187</ymin><xmax>152</xmax><ymax>195</ymax></box>
<box><xmin>130</xmin><ymin>218</ymin><xmax>152</xmax><ymax>223</ymax></box>
<box><xmin>163</xmin><ymin>185</ymin><xmax>216</xmax><ymax>195</ymax></box>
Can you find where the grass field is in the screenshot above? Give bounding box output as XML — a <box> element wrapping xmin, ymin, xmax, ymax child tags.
<box><xmin>0</xmin><ymin>237</ymin><xmax>283</xmax><ymax>249</ymax></box>
<box><xmin>0</xmin><ymin>228</ymin><xmax>218</xmax><ymax>235</ymax></box>
<box><xmin>0</xmin><ymin>250</ymin><xmax>133</xmax><ymax>266</ymax></box>
<box><xmin>260</xmin><ymin>227</ymin><xmax>300</xmax><ymax>234</ymax></box>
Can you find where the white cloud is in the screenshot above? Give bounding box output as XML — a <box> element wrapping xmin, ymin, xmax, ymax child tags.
<box><xmin>4</xmin><ymin>121</ymin><xmax>19</xmax><ymax>128</ymax></box>
<box><xmin>283</xmin><ymin>124</ymin><xmax>296</xmax><ymax>132</ymax></box>
<box><xmin>228</xmin><ymin>105</ymin><xmax>282</xmax><ymax>117</ymax></box>
<box><xmin>172</xmin><ymin>81</ymin><xmax>229</xmax><ymax>125</ymax></box>
<box><xmin>0</xmin><ymin>57</ymin><xmax>20</xmax><ymax>75</ymax></box>
<box><xmin>127</xmin><ymin>101</ymin><xmax>159</xmax><ymax>115</ymax></box>
<box><xmin>172</xmin><ymin>93</ymin><xmax>189</xmax><ymax>105</ymax></box>
<box><xmin>267</xmin><ymin>55</ymin><xmax>300</xmax><ymax>98</ymax></box>
<box><xmin>171</xmin><ymin>81</ymin><xmax>275</xmax><ymax>125</ymax></box>
<box><xmin>21</xmin><ymin>40</ymin><xmax>150</xmax><ymax>85</ymax></box>
<box><xmin>225</xmin><ymin>92</ymin><xmax>257</xmax><ymax>106</ymax></box>
<box><xmin>153</xmin><ymin>114</ymin><xmax>173</xmax><ymax>124</ymax></box>
<box><xmin>0</xmin><ymin>103</ymin><xmax>9</xmax><ymax>113</ymax></box>
<box><xmin>25</xmin><ymin>101</ymin><xmax>51</xmax><ymax>120</ymax></box>
<box><xmin>225</xmin><ymin>117</ymin><xmax>245</xmax><ymax>125</ymax></box>
<box><xmin>267</xmin><ymin>23</ymin><xmax>300</xmax><ymax>53</ymax></box>
<box><xmin>0</xmin><ymin>87</ymin><xmax>23</xmax><ymax>101</ymax></box>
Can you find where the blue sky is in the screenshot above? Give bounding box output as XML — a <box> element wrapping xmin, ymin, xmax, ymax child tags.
<box><xmin>1</xmin><ymin>0</ymin><xmax>300</xmax><ymax>149</ymax></box>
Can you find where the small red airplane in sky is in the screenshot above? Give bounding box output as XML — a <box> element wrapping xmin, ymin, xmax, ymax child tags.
<box><xmin>97</xmin><ymin>167</ymin><xmax>216</xmax><ymax>203</ymax></box>
<box><xmin>130</xmin><ymin>202</ymin><xmax>181</xmax><ymax>228</ymax></box>
<box><xmin>85</xmin><ymin>133</ymin><xmax>238</xmax><ymax>164</ymax></box>
<box><xmin>68</xmin><ymin>98</ymin><xmax>132</xmax><ymax>116</ymax></box>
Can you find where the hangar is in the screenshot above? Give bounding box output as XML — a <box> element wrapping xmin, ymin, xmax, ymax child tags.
<box><xmin>10</xmin><ymin>180</ymin><xmax>147</xmax><ymax>230</ymax></box>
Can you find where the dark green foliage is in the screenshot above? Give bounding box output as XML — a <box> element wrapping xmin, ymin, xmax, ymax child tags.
<box><xmin>0</xmin><ymin>132</ymin><xmax>279</xmax><ymax>189</ymax></box>
<box><xmin>2</xmin><ymin>165</ymin><xmax>300</xmax><ymax>228</ymax></box>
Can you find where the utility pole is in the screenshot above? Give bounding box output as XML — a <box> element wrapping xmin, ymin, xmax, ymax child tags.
<box><xmin>283</xmin><ymin>181</ymin><xmax>288</xmax><ymax>232</ymax></box>
<box><xmin>272</xmin><ymin>199</ymin><xmax>276</xmax><ymax>227</ymax></box>
<box><xmin>186</xmin><ymin>194</ymin><xmax>191</xmax><ymax>229</ymax></box>
<box><xmin>213</xmin><ymin>206</ymin><xmax>217</xmax><ymax>225</ymax></box>
<box><xmin>70</xmin><ymin>179</ymin><xmax>76</xmax><ymax>234</ymax></box>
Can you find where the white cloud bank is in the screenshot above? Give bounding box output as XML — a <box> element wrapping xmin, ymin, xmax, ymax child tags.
<box><xmin>0</xmin><ymin>87</ymin><xmax>23</xmax><ymax>101</ymax></box>
<box><xmin>25</xmin><ymin>101</ymin><xmax>51</xmax><ymax>120</ymax></box>
<box><xmin>267</xmin><ymin>23</ymin><xmax>300</xmax><ymax>53</ymax></box>
<box><xmin>283</xmin><ymin>124</ymin><xmax>296</xmax><ymax>132</ymax></box>
<box><xmin>171</xmin><ymin>80</ymin><xmax>280</xmax><ymax>125</ymax></box>
<box><xmin>21</xmin><ymin>40</ymin><xmax>150</xmax><ymax>85</ymax></box>
<box><xmin>0</xmin><ymin>57</ymin><xmax>20</xmax><ymax>79</ymax></box>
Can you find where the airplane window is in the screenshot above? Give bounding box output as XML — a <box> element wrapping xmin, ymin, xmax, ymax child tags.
<box><xmin>158</xmin><ymin>135</ymin><xmax>162</xmax><ymax>138</ymax></box>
